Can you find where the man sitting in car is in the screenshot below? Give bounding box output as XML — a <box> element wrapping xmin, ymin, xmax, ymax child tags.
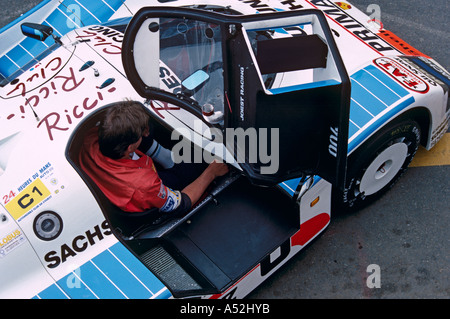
<box><xmin>79</xmin><ymin>100</ymin><xmax>228</xmax><ymax>217</ymax></box>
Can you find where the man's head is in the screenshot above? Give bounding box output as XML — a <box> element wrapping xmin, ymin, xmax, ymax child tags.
<box><xmin>98</xmin><ymin>100</ymin><xmax>150</xmax><ymax>159</ymax></box>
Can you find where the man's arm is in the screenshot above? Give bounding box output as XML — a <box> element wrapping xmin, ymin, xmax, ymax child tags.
<box><xmin>181</xmin><ymin>161</ymin><xmax>229</xmax><ymax>205</ymax></box>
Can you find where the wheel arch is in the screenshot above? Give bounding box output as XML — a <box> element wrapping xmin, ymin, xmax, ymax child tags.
<box><xmin>390</xmin><ymin>106</ymin><xmax>432</xmax><ymax>148</ymax></box>
<box><xmin>349</xmin><ymin>106</ymin><xmax>432</xmax><ymax>159</ymax></box>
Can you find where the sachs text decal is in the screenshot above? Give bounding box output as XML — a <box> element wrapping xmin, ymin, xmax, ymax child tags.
<box><xmin>148</xmin><ymin>62</ymin><xmax>183</xmax><ymax>119</ymax></box>
<box><xmin>374</xmin><ymin>57</ymin><xmax>429</xmax><ymax>93</ymax></box>
<box><xmin>44</xmin><ymin>220</ymin><xmax>112</xmax><ymax>268</ymax></box>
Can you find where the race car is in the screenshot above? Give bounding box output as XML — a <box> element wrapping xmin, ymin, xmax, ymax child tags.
<box><xmin>0</xmin><ymin>0</ymin><xmax>448</xmax><ymax>299</ymax></box>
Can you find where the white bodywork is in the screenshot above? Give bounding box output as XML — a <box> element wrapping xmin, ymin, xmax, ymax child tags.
<box><xmin>0</xmin><ymin>0</ymin><xmax>448</xmax><ymax>299</ymax></box>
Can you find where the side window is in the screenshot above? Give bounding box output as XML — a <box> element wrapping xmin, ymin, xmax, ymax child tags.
<box><xmin>124</xmin><ymin>14</ymin><xmax>226</xmax><ymax>126</ymax></box>
<box><xmin>243</xmin><ymin>21</ymin><xmax>338</xmax><ymax>93</ymax></box>
<box><xmin>158</xmin><ymin>18</ymin><xmax>225</xmax><ymax>125</ymax></box>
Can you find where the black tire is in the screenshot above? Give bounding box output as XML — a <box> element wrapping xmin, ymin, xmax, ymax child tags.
<box><xmin>334</xmin><ymin>120</ymin><xmax>421</xmax><ymax>211</ymax></box>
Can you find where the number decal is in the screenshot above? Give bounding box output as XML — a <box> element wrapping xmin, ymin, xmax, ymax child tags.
<box><xmin>5</xmin><ymin>179</ymin><xmax>51</xmax><ymax>220</ymax></box>
<box><xmin>2</xmin><ymin>191</ymin><xmax>17</xmax><ymax>205</ymax></box>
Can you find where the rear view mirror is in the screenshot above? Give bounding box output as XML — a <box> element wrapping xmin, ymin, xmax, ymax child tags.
<box><xmin>21</xmin><ymin>23</ymin><xmax>54</xmax><ymax>41</ymax></box>
<box><xmin>182</xmin><ymin>70</ymin><xmax>210</xmax><ymax>94</ymax></box>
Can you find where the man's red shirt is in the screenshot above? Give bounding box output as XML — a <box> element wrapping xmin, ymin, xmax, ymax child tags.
<box><xmin>79</xmin><ymin>128</ymin><xmax>170</xmax><ymax>213</ymax></box>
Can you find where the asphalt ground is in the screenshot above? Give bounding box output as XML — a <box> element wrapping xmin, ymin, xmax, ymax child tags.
<box><xmin>249</xmin><ymin>0</ymin><xmax>450</xmax><ymax>299</ymax></box>
<box><xmin>1</xmin><ymin>0</ymin><xmax>449</xmax><ymax>299</ymax></box>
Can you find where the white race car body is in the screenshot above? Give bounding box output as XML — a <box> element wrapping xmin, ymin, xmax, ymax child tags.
<box><xmin>0</xmin><ymin>0</ymin><xmax>448</xmax><ymax>299</ymax></box>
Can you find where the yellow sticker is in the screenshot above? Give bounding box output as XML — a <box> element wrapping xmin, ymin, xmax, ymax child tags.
<box><xmin>5</xmin><ymin>179</ymin><xmax>51</xmax><ymax>220</ymax></box>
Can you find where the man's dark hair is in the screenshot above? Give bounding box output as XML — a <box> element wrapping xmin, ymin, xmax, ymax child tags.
<box><xmin>98</xmin><ymin>101</ymin><xmax>150</xmax><ymax>159</ymax></box>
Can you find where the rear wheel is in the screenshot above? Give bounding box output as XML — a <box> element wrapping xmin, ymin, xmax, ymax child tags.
<box><xmin>336</xmin><ymin>120</ymin><xmax>421</xmax><ymax>211</ymax></box>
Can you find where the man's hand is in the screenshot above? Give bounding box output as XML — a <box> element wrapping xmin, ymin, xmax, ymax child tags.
<box><xmin>182</xmin><ymin>160</ymin><xmax>229</xmax><ymax>206</ymax></box>
<box><xmin>206</xmin><ymin>160</ymin><xmax>229</xmax><ymax>178</ymax></box>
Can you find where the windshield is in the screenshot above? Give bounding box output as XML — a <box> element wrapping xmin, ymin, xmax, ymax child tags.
<box><xmin>158</xmin><ymin>17</ymin><xmax>225</xmax><ymax>124</ymax></box>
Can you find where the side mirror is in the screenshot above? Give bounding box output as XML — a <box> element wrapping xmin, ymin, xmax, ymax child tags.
<box><xmin>21</xmin><ymin>23</ymin><xmax>54</xmax><ymax>41</ymax></box>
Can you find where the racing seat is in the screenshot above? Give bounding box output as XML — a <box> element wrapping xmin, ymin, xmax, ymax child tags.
<box><xmin>66</xmin><ymin>105</ymin><xmax>168</xmax><ymax>240</ymax></box>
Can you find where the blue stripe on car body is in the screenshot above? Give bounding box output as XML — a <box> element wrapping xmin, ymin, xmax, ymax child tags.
<box><xmin>0</xmin><ymin>0</ymin><xmax>123</xmax><ymax>80</ymax></box>
<box><xmin>347</xmin><ymin>64</ymin><xmax>413</xmax><ymax>154</ymax></box>
<box><xmin>34</xmin><ymin>241</ymin><xmax>172</xmax><ymax>299</ymax></box>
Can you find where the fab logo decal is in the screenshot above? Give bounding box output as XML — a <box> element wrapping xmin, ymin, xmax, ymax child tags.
<box><xmin>374</xmin><ymin>57</ymin><xmax>429</xmax><ymax>93</ymax></box>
